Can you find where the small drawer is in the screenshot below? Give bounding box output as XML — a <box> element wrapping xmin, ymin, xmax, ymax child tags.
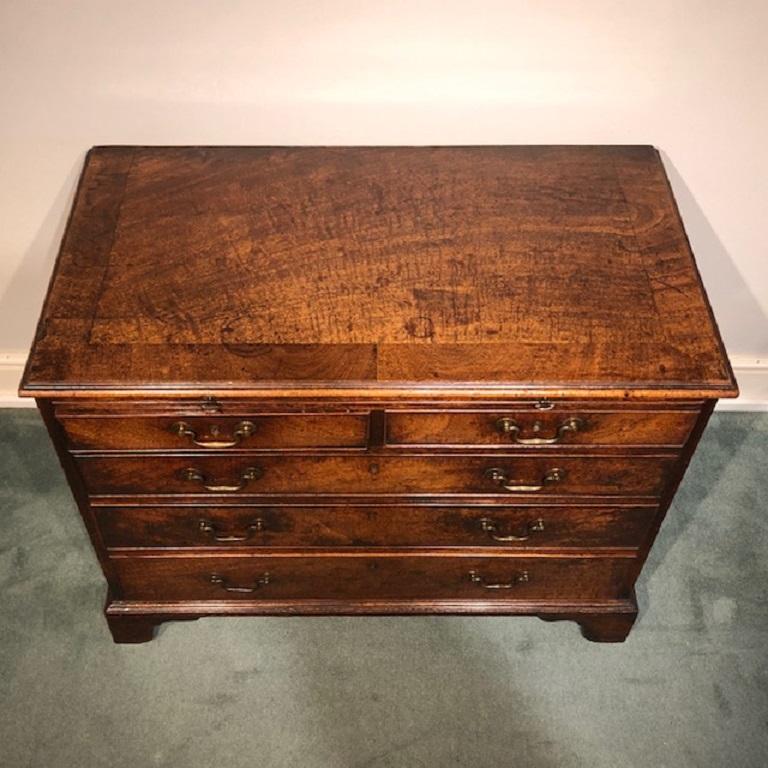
<box><xmin>58</xmin><ymin>413</ymin><xmax>369</xmax><ymax>451</ymax></box>
<box><xmin>386</xmin><ymin>406</ymin><xmax>699</xmax><ymax>448</ymax></box>
<box><xmin>96</xmin><ymin>504</ymin><xmax>656</xmax><ymax>550</ymax></box>
<box><xmin>77</xmin><ymin>454</ymin><xmax>676</xmax><ymax>498</ymax></box>
<box><xmin>111</xmin><ymin>554</ymin><xmax>635</xmax><ymax>602</ymax></box>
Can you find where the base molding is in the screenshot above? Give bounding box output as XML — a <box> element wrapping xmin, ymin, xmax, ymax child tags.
<box><xmin>104</xmin><ymin>594</ymin><xmax>638</xmax><ymax>644</ymax></box>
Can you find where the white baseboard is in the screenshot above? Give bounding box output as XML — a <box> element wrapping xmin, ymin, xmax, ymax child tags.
<box><xmin>715</xmin><ymin>356</ymin><xmax>768</xmax><ymax>412</ymax></box>
<box><xmin>1</xmin><ymin>350</ymin><xmax>766</xmax><ymax>410</ymax></box>
<box><xmin>0</xmin><ymin>351</ymin><xmax>30</xmax><ymax>407</ymax></box>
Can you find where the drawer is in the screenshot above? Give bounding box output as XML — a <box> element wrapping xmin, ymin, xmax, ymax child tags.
<box><xmin>111</xmin><ymin>554</ymin><xmax>635</xmax><ymax>601</ymax></box>
<box><xmin>96</xmin><ymin>504</ymin><xmax>656</xmax><ymax>550</ymax></box>
<box><xmin>57</xmin><ymin>413</ymin><xmax>369</xmax><ymax>451</ymax></box>
<box><xmin>77</xmin><ymin>454</ymin><xmax>676</xmax><ymax>498</ymax></box>
<box><xmin>386</xmin><ymin>406</ymin><xmax>699</xmax><ymax>448</ymax></box>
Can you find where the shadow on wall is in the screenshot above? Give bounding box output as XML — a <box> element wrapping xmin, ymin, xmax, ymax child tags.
<box><xmin>660</xmin><ymin>151</ymin><xmax>768</xmax><ymax>359</ymax></box>
<box><xmin>0</xmin><ymin>153</ymin><xmax>86</xmax><ymax>350</ymax></box>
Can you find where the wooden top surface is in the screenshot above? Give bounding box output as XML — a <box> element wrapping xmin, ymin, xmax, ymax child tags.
<box><xmin>21</xmin><ymin>145</ymin><xmax>737</xmax><ymax>399</ymax></box>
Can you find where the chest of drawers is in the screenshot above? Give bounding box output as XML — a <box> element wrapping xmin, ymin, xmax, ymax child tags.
<box><xmin>20</xmin><ymin>146</ymin><xmax>737</xmax><ymax>643</ymax></box>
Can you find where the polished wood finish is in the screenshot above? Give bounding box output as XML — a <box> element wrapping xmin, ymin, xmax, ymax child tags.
<box><xmin>111</xmin><ymin>553</ymin><xmax>635</xmax><ymax>602</ymax></box>
<box><xmin>21</xmin><ymin>146</ymin><xmax>736</xmax><ymax>399</ymax></box>
<box><xmin>539</xmin><ymin>609</ymin><xmax>638</xmax><ymax>642</ymax></box>
<box><xmin>95</xmin><ymin>503</ymin><xmax>656</xmax><ymax>550</ymax></box>
<box><xmin>386</xmin><ymin>406</ymin><xmax>699</xmax><ymax>448</ymax></box>
<box><xmin>21</xmin><ymin>146</ymin><xmax>737</xmax><ymax>644</ymax></box>
<box><xmin>58</xmin><ymin>412</ymin><xmax>369</xmax><ymax>451</ymax></box>
<box><xmin>76</xmin><ymin>453</ymin><xmax>676</xmax><ymax>498</ymax></box>
<box><xmin>104</xmin><ymin>614</ymin><xmax>159</xmax><ymax>644</ymax></box>
<box><xmin>104</xmin><ymin>594</ymin><xmax>639</xmax><ymax>644</ymax></box>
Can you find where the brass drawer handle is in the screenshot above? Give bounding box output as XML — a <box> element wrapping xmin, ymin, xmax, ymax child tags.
<box><xmin>495</xmin><ymin>416</ymin><xmax>584</xmax><ymax>445</ymax></box>
<box><xmin>479</xmin><ymin>517</ymin><xmax>545</xmax><ymax>542</ymax></box>
<box><xmin>198</xmin><ymin>518</ymin><xmax>265</xmax><ymax>542</ymax></box>
<box><xmin>468</xmin><ymin>570</ymin><xmax>530</xmax><ymax>590</ymax></box>
<box><xmin>171</xmin><ymin>420</ymin><xmax>255</xmax><ymax>448</ymax></box>
<box><xmin>209</xmin><ymin>573</ymin><xmax>270</xmax><ymax>593</ymax></box>
<box><xmin>182</xmin><ymin>466</ymin><xmax>262</xmax><ymax>492</ymax></box>
<box><xmin>484</xmin><ymin>467</ymin><xmax>565</xmax><ymax>492</ymax></box>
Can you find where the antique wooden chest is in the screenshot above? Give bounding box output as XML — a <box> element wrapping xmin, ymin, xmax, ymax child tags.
<box><xmin>20</xmin><ymin>146</ymin><xmax>738</xmax><ymax>643</ymax></box>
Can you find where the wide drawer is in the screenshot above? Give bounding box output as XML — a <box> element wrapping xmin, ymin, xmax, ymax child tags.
<box><xmin>58</xmin><ymin>413</ymin><xmax>369</xmax><ymax>451</ymax></box>
<box><xmin>386</xmin><ymin>406</ymin><xmax>699</xmax><ymax>448</ymax></box>
<box><xmin>77</xmin><ymin>454</ymin><xmax>677</xmax><ymax>498</ymax></box>
<box><xmin>96</xmin><ymin>504</ymin><xmax>656</xmax><ymax>550</ymax></box>
<box><xmin>111</xmin><ymin>554</ymin><xmax>635</xmax><ymax>601</ymax></box>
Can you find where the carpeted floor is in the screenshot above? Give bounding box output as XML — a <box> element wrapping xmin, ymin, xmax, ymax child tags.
<box><xmin>1</xmin><ymin>409</ymin><xmax>766</xmax><ymax>767</ymax></box>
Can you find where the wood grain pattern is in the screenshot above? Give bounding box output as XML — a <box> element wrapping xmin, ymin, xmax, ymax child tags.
<box><xmin>386</xmin><ymin>407</ymin><xmax>698</xmax><ymax>447</ymax></box>
<box><xmin>76</xmin><ymin>453</ymin><xmax>676</xmax><ymax>498</ymax></box>
<box><xmin>111</xmin><ymin>553</ymin><xmax>635</xmax><ymax>602</ymax></box>
<box><xmin>59</xmin><ymin>413</ymin><xmax>369</xmax><ymax>451</ymax></box>
<box><xmin>23</xmin><ymin>145</ymin><xmax>735</xmax><ymax>643</ymax></box>
<box><xmin>104</xmin><ymin>596</ymin><xmax>638</xmax><ymax>643</ymax></box>
<box><xmin>20</xmin><ymin>146</ymin><xmax>737</xmax><ymax>399</ymax></box>
<box><xmin>95</xmin><ymin>503</ymin><xmax>656</xmax><ymax>551</ymax></box>
<box><xmin>57</xmin><ymin>405</ymin><xmax>698</xmax><ymax>452</ymax></box>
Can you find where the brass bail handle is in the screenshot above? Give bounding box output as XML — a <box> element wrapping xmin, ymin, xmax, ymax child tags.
<box><xmin>209</xmin><ymin>573</ymin><xmax>270</xmax><ymax>593</ymax></box>
<box><xmin>496</xmin><ymin>416</ymin><xmax>584</xmax><ymax>445</ymax></box>
<box><xmin>198</xmin><ymin>518</ymin><xmax>265</xmax><ymax>542</ymax></box>
<box><xmin>484</xmin><ymin>466</ymin><xmax>565</xmax><ymax>493</ymax></box>
<box><xmin>182</xmin><ymin>466</ymin><xmax>262</xmax><ymax>492</ymax></box>
<box><xmin>468</xmin><ymin>570</ymin><xmax>530</xmax><ymax>590</ymax></box>
<box><xmin>479</xmin><ymin>517</ymin><xmax>545</xmax><ymax>542</ymax></box>
<box><xmin>171</xmin><ymin>420</ymin><xmax>256</xmax><ymax>448</ymax></box>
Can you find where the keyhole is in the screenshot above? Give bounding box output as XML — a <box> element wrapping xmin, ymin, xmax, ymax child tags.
<box><xmin>201</xmin><ymin>396</ymin><xmax>221</xmax><ymax>413</ymax></box>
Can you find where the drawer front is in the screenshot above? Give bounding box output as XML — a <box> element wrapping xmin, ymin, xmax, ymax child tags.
<box><xmin>58</xmin><ymin>414</ymin><xmax>369</xmax><ymax>451</ymax></box>
<box><xmin>112</xmin><ymin>554</ymin><xmax>635</xmax><ymax>601</ymax></box>
<box><xmin>77</xmin><ymin>454</ymin><xmax>676</xmax><ymax>498</ymax></box>
<box><xmin>386</xmin><ymin>407</ymin><xmax>699</xmax><ymax>448</ymax></box>
<box><xmin>96</xmin><ymin>504</ymin><xmax>656</xmax><ymax>550</ymax></box>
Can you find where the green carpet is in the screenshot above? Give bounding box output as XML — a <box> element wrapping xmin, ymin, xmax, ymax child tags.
<box><xmin>1</xmin><ymin>410</ymin><xmax>766</xmax><ymax>767</ymax></box>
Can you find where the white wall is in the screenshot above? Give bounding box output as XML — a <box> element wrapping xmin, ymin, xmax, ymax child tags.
<box><xmin>1</xmin><ymin>1</ymin><xmax>766</xmax><ymax>404</ymax></box>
